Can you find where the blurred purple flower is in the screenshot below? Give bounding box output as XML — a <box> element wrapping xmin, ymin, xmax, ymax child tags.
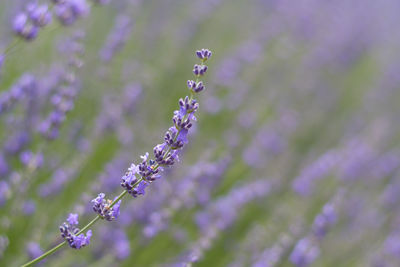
<box><xmin>22</xmin><ymin>200</ymin><xmax>36</xmax><ymax>216</ymax></box>
<box><xmin>290</xmin><ymin>237</ymin><xmax>320</xmax><ymax>267</ymax></box>
<box><xmin>67</xmin><ymin>213</ymin><xmax>79</xmax><ymax>225</ymax></box>
<box><xmin>13</xmin><ymin>13</ymin><xmax>39</xmax><ymax>41</ymax></box>
<box><xmin>29</xmin><ymin>5</ymin><xmax>52</xmax><ymax>27</ymax></box>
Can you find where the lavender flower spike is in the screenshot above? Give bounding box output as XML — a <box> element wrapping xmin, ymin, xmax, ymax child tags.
<box><xmin>120</xmin><ymin>49</ymin><xmax>212</xmax><ymax>198</ymax></box>
<box><xmin>22</xmin><ymin>49</ymin><xmax>212</xmax><ymax>266</ymax></box>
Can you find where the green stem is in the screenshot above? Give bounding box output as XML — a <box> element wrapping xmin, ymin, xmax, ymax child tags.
<box><xmin>109</xmin><ymin>190</ymin><xmax>128</xmax><ymax>208</ymax></box>
<box><xmin>4</xmin><ymin>38</ymin><xmax>20</xmax><ymax>56</ymax></box>
<box><xmin>21</xmin><ymin>241</ymin><xmax>66</xmax><ymax>267</ymax></box>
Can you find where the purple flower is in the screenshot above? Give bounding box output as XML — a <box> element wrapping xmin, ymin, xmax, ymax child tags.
<box><xmin>178</xmin><ymin>179</ymin><xmax>270</xmax><ymax>265</ymax></box>
<box><xmin>55</xmin><ymin>0</ymin><xmax>90</xmax><ymax>26</ymax></box>
<box><xmin>0</xmin><ymin>73</ymin><xmax>37</xmax><ymax>115</ymax></box>
<box><xmin>384</xmin><ymin>233</ymin><xmax>400</xmax><ymax>257</ymax></box>
<box><xmin>54</xmin><ymin>4</ymin><xmax>74</xmax><ymax>25</ymax></box>
<box><xmin>26</xmin><ymin>242</ymin><xmax>43</xmax><ymax>260</ymax></box>
<box><xmin>196</xmin><ymin>49</ymin><xmax>212</xmax><ymax>61</ymax></box>
<box><xmin>120</xmin><ymin>161</ymin><xmax>154</xmax><ymax>198</ymax></box>
<box><xmin>38</xmin><ymin>168</ymin><xmax>72</xmax><ymax>197</ymax></box>
<box><xmin>99</xmin><ymin>14</ymin><xmax>132</xmax><ymax>62</ymax></box>
<box><xmin>72</xmin><ymin>230</ymin><xmax>92</xmax><ymax>249</ymax></box>
<box><xmin>177</xmin><ymin>128</ymin><xmax>188</xmax><ymax>144</ymax></box>
<box><xmin>290</xmin><ymin>237</ymin><xmax>320</xmax><ymax>267</ymax></box>
<box><xmin>97</xmin><ymin>227</ymin><xmax>130</xmax><ymax>260</ymax></box>
<box><xmin>193</xmin><ymin>64</ymin><xmax>208</xmax><ymax>76</ymax></box>
<box><xmin>91</xmin><ymin>193</ymin><xmax>121</xmax><ymax>221</ymax></box>
<box><xmin>4</xmin><ymin>132</ymin><xmax>31</xmax><ymax>155</ymax></box>
<box><xmin>22</xmin><ymin>200</ymin><xmax>36</xmax><ymax>216</ymax></box>
<box><xmin>112</xmin><ymin>199</ymin><xmax>121</xmax><ymax>219</ymax></box>
<box><xmin>0</xmin><ymin>153</ymin><xmax>9</xmax><ymax>176</ymax></box>
<box><xmin>153</xmin><ymin>143</ymin><xmax>180</xmax><ymax>166</ymax></box>
<box><xmin>164</xmin><ymin>127</ymin><xmax>184</xmax><ymax>149</ymax></box>
<box><xmin>178</xmin><ymin>96</ymin><xmax>198</xmax><ymax>118</ymax></box>
<box><xmin>136</xmin><ymin>180</ymin><xmax>149</xmax><ymax>195</ymax></box>
<box><xmin>136</xmin><ymin>153</ymin><xmax>161</xmax><ymax>183</ymax></box>
<box><xmin>0</xmin><ymin>181</ymin><xmax>11</xmax><ymax>206</ymax></box>
<box><xmin>70</xmin><ymin>0</ymin><xmax>90</xmax><ymax>17</ymax></box>
<box><xmin>292</xmin><ymin>150</ymin><xmax>339</xmax><ymax>196</ymax></box>
<box><xmin>119</xmin><ymin>49</ymin><xmax>212</xmax><ymax>208</ymax></box>
<box><xmin>121</xmin><ymin>164</ymin><xmax>138</xmax><ymax>187</ymax></box>
<box><xmin>0</xmin><ymin>54</ymin><xmax>4</xmax><ymax>72</ymax></box>
<box><xmin>67</xmin><ymin>213</ymin><xmax>79</xmax><ymax>225</ymax></box>
<box><xmin>153</xmin><ymin>143</ymin><xmax>167</xmax><ymax>163</ymax></box>
<box><xmin>29</xmin><ymin>5</ymin><xmax>52</xmax><ymax>27</ymax></box>
<box><xmin>20</xmin><ymin>150</ymin><xmax>44</xmax><ymax>169</ymax></box>
<box><xmin>187</xmin><ymin>80</ymin><xmax>205</xmax><ymax>93</ymax></box>
<box><xmin>172</xmin><ymin>96</ymin><xmax>198</xmax><ymax>132</ymax></box>
<box><xmin>13</xmin><ymin>13</ymin><xmax>39</xmax><ymax>41</ymax></box>
<box><xmin>60</xmin><ymin>214</ymin><xmax>92</xmax><ymax>249</ymax></box>
<box><xmin>39</xmin><ymin>81</ymin><xmax>80</xmax><ymax>140</ymax></box>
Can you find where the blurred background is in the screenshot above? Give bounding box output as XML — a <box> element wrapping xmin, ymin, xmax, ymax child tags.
<box><xmin>1</xmin><ymin>0</ymin><xmax>400</xmax><ymax>266</ymax></box>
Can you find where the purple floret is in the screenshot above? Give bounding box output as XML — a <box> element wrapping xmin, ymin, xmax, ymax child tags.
<box><xmin>67</xmin><ymin>213</ymin><xmax>79</xmax><ymax>225</ymax></box>
<box><xmin>60</xmin><ymin>214</ymin><xmax>92</xmax><ymax>249</ymax></box>
<box><xmin>13</xmin><ymin>13</ymin><xmax>39</xmax><ymax>41</ymax></box>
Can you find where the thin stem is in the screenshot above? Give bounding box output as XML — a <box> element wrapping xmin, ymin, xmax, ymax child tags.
<box><xmin>109</xmin><ymin>189</ymin><xmax>128</xmax><ymax>208</ymax></box>
<box><xmin>76</xmin><ymin>216</ymin><xmax>101</xmax><ymax>235</ymax></box>
<box><xmin>4</xmin><ymin>39</ymin><xmax>20</xmax><ymax>56</ymax></box>
<box><xmin>21</xmin><ymin>241</ymin><xmax>66</xmax><ymax>267</ymax></box>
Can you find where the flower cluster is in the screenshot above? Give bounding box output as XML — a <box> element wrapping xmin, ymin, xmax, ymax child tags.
<box><xmin>91</xmin><ymin>193</ymin><xmax>121</xmax><ymax>221</ymax></box>
<box><xmin>289</xmin><ymin>236</ymin><xmax>320</xmax><ymax>267</ymax></box>
<box><xmin>195</xmin><ymin>49</ymin><xmax>212</xmax><ymax>61</ymax></box>
<box><xmin>20</xmin><ymin>150</ymin><xmax>44</xmax><ymax>170</ymax></box>
<box><xmin>0</xmin><ymin>54</ymin><xmax>4</xmax><ymax>72</ymax></box>
<box><xmin>193</xmin><ymin>64</ymin><xmax>208</xmax><ymax>76</ymax></box>
<box><xmin>38</xmin><ymin>84</ymin><xmax>79</xmax><ymax>140</ymax></box>
<box><xmin>0</xmin><ymin>74</ymin><xmax>36</xmax><ymax>115</ymax></box>
<box><xmin>13</xmin><ymin>3</ymin><xmax>52</xmax><ymax>41</ymax></box>
<box><xmin>100</xmin><ymin>14</ymin><xmax>133</xmax><ymax>62</ymax></box>
<box><xmin>38</xmin><ymin>33</ymin><xmax>84</xmax><ymax>140</ymax></box>
<box><xmin>120</xmin><ymin>160</ymin><xmax>153</xmax><ymax>197</ymax></box>
<box><xmin>179</xmin><ymin>179</ymin><xmax>272</xmax><ymax>265</ymax></box>
<box><xmin>59</xmin><ymin>214</ymin><xmax>92</xmax><ymax>249</ymax></box>
<box><xmin>53</xmin><ymin>0</ymin><xmax>90</xmax><ymax>26</ymax></box>
<box><xmin>187</xmin><ymin>80</ymin><xmax>204</xmax><ymax>93</ymax></box>
<box><xmin>120</xmin><ymin>49</ymin><xmax>212</xmax><ymax>198</ymax></box>
<box><xmin>311</xmin><ymin>202</ymin><xmax>337</xmax><ymax>238</ymax></box>
<box><xmin>11</xmin><ymin>0</ymin><xmax>111</xmax><ymax>43</ymax></box>
<box><xmin>290</xmin><ymin>191</ymin><xmax>343</xmax><ymax>267</ymax></box>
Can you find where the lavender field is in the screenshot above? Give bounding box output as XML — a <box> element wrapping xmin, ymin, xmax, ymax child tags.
<box><xmin>1</xmin><ymin>0</ymin><xmax>400</xmax><ymax>266</ymax></box>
